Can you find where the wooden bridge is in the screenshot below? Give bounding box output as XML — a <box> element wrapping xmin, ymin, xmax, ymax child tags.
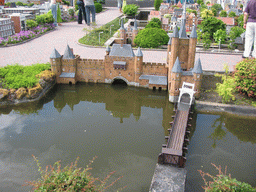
<box><xmin>158</xmin><ymin>82</ymin><xmax>195</xmax><ymax>168</ymax></box>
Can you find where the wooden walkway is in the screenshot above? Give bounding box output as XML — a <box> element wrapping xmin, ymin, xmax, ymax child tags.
<box><xmin>158</xmin><ymin>102</ymin><xmax>191</xmax><ymax>168</ymax></box>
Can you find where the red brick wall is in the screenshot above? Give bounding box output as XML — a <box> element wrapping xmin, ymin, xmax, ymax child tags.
<box><xmin>10</xmin><ymin>16</ymin><xmax>21</xmax><ymax>33</ymax></box>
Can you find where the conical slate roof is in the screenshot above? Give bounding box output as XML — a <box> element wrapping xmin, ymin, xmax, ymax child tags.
<box><xmin>120</xmin><ymin>18</ymin><xmax>124</xmax><ymax>30</ymax></box>
<box><xmin>50</xmin><ymin>48</ymin><xmax>61</xmax><ymax>59</ymax></box>
<box><xmin>172</xmin><ymin>57</ymin><xmax>182</xmax><ymax>73</ymax></box>
<box><xmin>63</xmin><ymin>45</ymin><xmax>75</xmax><ymax>59</ymax></box>
<box><xmin>135</xmin><ymin>47</ymin><xmax>143</xmax><ymax>57</ymax></box>
<box><xmin>179</xmin><ymin>19</ymin><xmax>187</xmax><ymax>38</ymax></box>
<box><xmin>190</xmin><ymin>25</ymin><xmax>197</xmax><ymax>38</ymax></box>
<box><xmin>192</xmin><ymin>58</ymin><xmax>203</xmax><ymax>73</ymax></box>
<box><xmin>106</xmin><ymin>45</ymin><xmax>111</xmax><ymax>52</ymax></box>
<box><xmin>173</xmin><ymin>25</ymin><xmax>179</xmax><ymax>38</ymax></box>
<box><xmin>134</xmin><ymin>19</ymin><xmax>138</xmax><ymax>30</ymax></box>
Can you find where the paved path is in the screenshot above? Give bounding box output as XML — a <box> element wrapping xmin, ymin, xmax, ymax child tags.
<box><xmin>0</xmin><ymin>7</ymin><xmax>243</xmax><ymax>72</ymax></box>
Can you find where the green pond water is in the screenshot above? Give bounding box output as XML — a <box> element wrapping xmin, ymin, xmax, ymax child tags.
<box><xmin>0</xmin><ymin>83</ymin><xmax>255</xmax><ymax>192</ymax></box>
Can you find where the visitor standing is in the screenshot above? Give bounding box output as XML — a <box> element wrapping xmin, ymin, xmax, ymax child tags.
<box><xmin>77</xmin><ymin>0</ymin><xmax>87</xmax><ymax>24</ymax></box>
<box><xmin>84</xmin><ymin>0</ymin><xmax>96</xmax><ymax>26</ymax></box>
<box><xmin>243</xmin><ymin>0</ymin><xmax>256</xmax><ymax>58</ymax></box>
<box><xmin>117</xmin><ymin>0</ymin><xmax>122</xmax><ymax>12</ymax></box>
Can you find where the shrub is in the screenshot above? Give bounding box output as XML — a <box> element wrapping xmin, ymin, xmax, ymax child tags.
<box><xmin>0</xmin><ymin>63</ymin><xmax>51</xmax><ymax>89</ymax></box>
<box><xmin>202</xmin><ymin>32</ymin><xmax>212</xmax><ymax>49</ymax></box>
<box><xmin>211</xmin><ymin>7</ymin><xmax>217</xmax><ymax>16</ymax></box>
<box><xmin>154</xmin><ymin>0</ymin><xmax>162</xmax><ymax>11</ymax></box>
<box><xmin>215</xmin><ymin>64</ymin><xmax>236</xmax><ymax>103</ymax></box>
<box><xmin>26</xmin><ymin>20</ymin><xmax>38</xmax><ymax>29</ymax></box>
<box><xmin>228</xmin><ymin>11</ymin><xmax>236</xmax><ymax>17</ymax></box>
<box><xmin>36</xmin><ymin>11</ymin><xmax>54</xmax><ymax>25</ymax></box>
<box><xmin>134</xmin><ymin>28</ymin><xmax>169</xmax><ymax>48</ymax></box>
<box><xmin>25</xmin><ymin>156</ymin><xmax>124</xmax><ymax>191</ymax></box>
<box><xmin>234</xmin><ymin>59</ymin><xmax>256</xmax><ymax>98</ymax></box>
<box><xmin>229</xmin><ymin>26</ymin><xmax>245</xmax><ymax>41</ymax></box>
<box><xmin>123</xmin><ymin>4</ymin><xmax>139</xmax><ymax>16</ymax></box>
<box><xmin>237</xmin><ymin>14</ymin><xmax>245</xmax><ymax>28</ymax></box>
<box><xmin>199</xmin><ymin>163</ymin><xmax>256</xmax><ymax>192</ymax></box>
<box><xmin>213</xmin><ymin>29</ymin><xmax>227</xmax><ymax>44</ymax></box>
<box><xmin>94</xmin><ymin>2</ymin><xmax>102</xmax><ymax>13</ymax></box>
<box><xmin>199</xmin><ymin>17</ymin><xmax>226</xmax><ymax>40</ymax></box>
<box><xmin>62</xmin><ymin>0</ymin><xmax>70</xmax><ymax>5</ymax></box>
<box><xmin>57</xmin><ymin>4</ymin><xmax>62</xmax><ymax>23</ymax></box>
<box><xmin>28</xmin><ymin>3</ymin><xmax>34</xmax><ymax>7</ymax></box>
<box><xmin>220</xmin><ymin>10</ymin><xmax>227</xmax><ymax>17</ymax></box>
<box><xmin>68</xmin><ymin>8</ymin><xmax>75</xmax><ymax>16</ymax></box>
<box><xmin>16</xmin><ymin>1</ymin><xmax>24</xmax><ymax>6</ymax></box>
<box><xmin>145</xmin><ymin>18</ymin><xmax>161</xmax><ymax>28</ymax></box>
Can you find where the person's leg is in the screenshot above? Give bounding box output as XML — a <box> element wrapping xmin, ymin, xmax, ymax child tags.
<box><xmin>90</xmin><ymin>5</ymin><xmax>96</xmax><ymax>23</ymax></box>
<box><xmin>85</xmin><ymin>5</ymin><xmax>90</xmax><ymax>25</ymax></box>
<box><xmin>82</xmin><ymin>7</ymin><xmax>87</xmax><ymax>24</ymax></box>
<box><xmin>251</xmin><ymin>22</ymin><xmax>256</xmax><ymax>58</ymax></box>
<box><xmin>78</xmin><ymin>9</ymin><xmax>82</xmax><ymax>24</ymax></box>
<box><xmin>243</xmin><ymin>23</ymin><xmax>254</xmax><ymax>57</ymax></box>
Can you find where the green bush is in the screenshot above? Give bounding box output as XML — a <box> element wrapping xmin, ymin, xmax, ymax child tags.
<box><xmin>237</xmin><ymin>14</ymin><xmax>245</xmax><ymax>28</ymax></box>
<box><xmin>0</xmin><ymin>63</ymin><xmax>51</xmax><ymax>89</ymax></box>
<box><xmin>94</xmin><ymin>2</ymin><xmax>102</xmax><ymax>13</ymax></box>
<box><xmin>213</xmin><ymin>29</ymin><xmax>227</xmax><ymax>44</ymax></box>
<box><xmin>28</xmin><ymin>3</ymin><xmax>34</xmax><ymax>7</ymax></box>
<box><xmin>145</xmin><ymin>18</ymin><xmax>161</xmax><ymax>28</ymax></box>
<box><xmin>199</xmin><ymin>17</ymin><xmax>226</xmax><ymax>40</ymax></box>
<box><xmin>123</xmin><ymin>4</ymin><xmax>139</xmax><ymax>16</ymax></box>
<box><xmin>211</xmin><ymin>7</ymin><xmax>217</xmax><ymax>16</ymax></box>
<box><xmin>235</xmin><ymin>59</ymin><xmax>256</xmax><ymax>98</ymax></box>
<box><xmin>211</xmin><ymin>3</ymin><xmax>222</xmax><ymax>13</ymax></box>
<box><xmin>220</xmin><ymin>10</ymin><xmax>227</xmax><ymax>17</ymax></box>
<box><xmin>36</xmin><ymin>11</ymin><xmax>54</xmax><ymax>25</ymax></box>
<box><xmin>57</xmin><ymin>4</ymin><xmax>62</xmax><ymax>23</ymax></box>
<box><xmin>25</xmin><ymin>156</ymin><xmax>124</xmax><ymax>192</ymax></box>
<box><xmin>26</xmin><ymin>20</ymin><xmax>38</xmax><ymax>29</ymax></box>
<box><xmin>134</xmin><ymin>28</ymin><xmax>169</xmax><ymax>48</ymax></box>
<box><xmin>62</xmin><ymin>0</ymin><xmax>70</xmax><ymax>5</ymax></box>
<box><xmin>228</xmin><ymin>11</ymin><xmax>236</xmax><ymax>17</ymax></box>
<box><xmin>199</xmin><ymin>164</ymin><xmax>256</xmax><ymax>192</ymax></box>
<box><xmin>229</xmin><ymin>26</ymin><xmax>245</xmax><ymax>41</ymax></box>
<box><xmin>16</xmin><ymin>1</ymin><xmax>24</xmax><ymax>6</ymax></box>
<box><xmin>154</xmin><ymin>0</ymin><xmax>162</xmax><ymax>11</ymax></box>
<box><xmin>68</xmin><ymin>8</ymin><xmax>75</xmax><ymax>16</ymax></box>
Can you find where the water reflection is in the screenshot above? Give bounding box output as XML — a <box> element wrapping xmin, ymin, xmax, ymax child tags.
<box><xmin>0</xmin><ymin>83</ymin><xmax>174</xmax><ymax>192</ymax></box>
<box><xmin>185</xmin><ymin>112</ymin><xmax>256</xmax><ymax>192</ymax></box>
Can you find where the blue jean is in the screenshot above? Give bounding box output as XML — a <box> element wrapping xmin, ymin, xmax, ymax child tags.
<box><xmin>85</xmin><ymin>5</ymin><xmax>96</xmax><ymax>24</ymax></box>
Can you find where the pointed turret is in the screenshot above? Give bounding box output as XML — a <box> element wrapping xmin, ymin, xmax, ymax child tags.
<box><xmin>173</xmin><ymin>25</ymin><xmax>179</xmax><ymax>38</ymax></box>
<box><xmin>63</xmin><ymin>45</ymin><xmax>75</xmax><ymax>59</ymax></box>
<box><xmin>179</xmin><ymin>19</ymin><xmax>187</xmax><ymax>38</ymax></box>
<box><xmin>192</xmin><ymin>58</ymin><xmax>203</xmax><ymax>74</ymax></box>
<box><xmin>190</xmin><ymin>25</ymin><xmax>197</xmax><ymax>39</ymax></box>
<box><xmin>50</xmin><ymin>48</ymin><xmax>61</xmax><ymax>59</ymax></box>
<box><xmin>135</xmin><ymin>47</ymin><xmax>143</xmax><ymax>57</ymax></box>
<box><xmin>172</xmin><ymin>57</ymin><xmax>182</xmax><ymax>73</ymax></box>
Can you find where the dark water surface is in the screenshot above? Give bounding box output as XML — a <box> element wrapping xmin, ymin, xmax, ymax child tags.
<box><xmin>0</xmin><ymin>83</ymin><xmax>173</xmax><ymax>192</ymax></box>
<box><xmin>1</xmin><ymin>84</ymin><xmax>255</xmax><ymax>192</ymax></box>
<box><xmin>185</xmin><ymin>112</ymin><xmax>256</xmax><ymax>191</ymax></box>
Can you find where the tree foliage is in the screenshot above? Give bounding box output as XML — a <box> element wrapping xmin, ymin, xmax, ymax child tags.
<box><xmin>134</xmin><ymin>28</ymin><xmax>169</xmax><ymax>48</ymax></box>
<box><xmin>199</xmin><ymin>17</ymin><xmax>226</xmax><ymax>40</ymax></box>
<box><xmin>228</xmin><ymin>11</ymin><xmax>236</xmax><ymax>17</ymax></box>
<box><xmin>57</xmin><ymin>4</ymin><xmax>62</xmax><ymax>23</ymax></box>
<box><xmin>201</xmin><ymin>9</ymin><xmax>214</xmax><ymax>18</ymax></box>
<box><xmin>220</xmin><ymin>10</ymin><xmax>227</xmax><ymax>17</ymax></box>
<box><xmin>211</xmin><ymin>3</ymin><xmax>223</xmax><ymax>13</ymax></box>
<box><xmin>213</xmin><ymin>29</ymin><xmax>227</xmax><ymax>44</ymax></box>
<box><xmin>154</xmin><ymin>0</ymin><xmax>162</xmax><ymax>11</ymax></box>
<box><xmin>123</xmin><ymin>4</ymin><xmax>139</xmax><ymax>16</ymax></box>
<box><xmin>211</xmin><ymin>7</ymin><xmax>217</xmax><ymax>16</ymax></box>
<box><xmin>145</xmin><ymin>18</ymin><xmax>161</xmax><ymax>28</ymax></box>
<box><xmin>94</xmin><ymin>2</ymin><xmax>102</xmax><ymax>13</ymax></box>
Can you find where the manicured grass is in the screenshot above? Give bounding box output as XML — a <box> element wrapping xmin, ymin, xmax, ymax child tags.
<box><xmin>0</xmin><ymin>63</ymin><xmax>51</xmax><ymax>89</ymax></box>
<box><xmin>78</xmin><ymin>17</ymin><xmax>128</xmax><ymax>46</ymax></box>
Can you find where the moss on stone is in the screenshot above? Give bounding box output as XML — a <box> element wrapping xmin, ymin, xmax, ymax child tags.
<box><xmin>16</xmin><ymin>87</ymin><xmax>27</xmax><ymax>99</ymax></box>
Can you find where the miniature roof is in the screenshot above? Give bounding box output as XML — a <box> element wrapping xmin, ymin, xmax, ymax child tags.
<box><xmin>135</xmin><ymin>47</ymin><xmax>143</xmax><ymax>57</ymax></box>
<box><xmin>190</xmin><ymin>25</ymin><xmax>197</xmax><ymax>38</ymax></box>
<box><xmin>172</xmin><ymin>57</ymin><xmax>182</xmax><ymax>73</ymax></box>
<box><xmin>109</xmin><ymin>44</ymin><xmax>135</xmax><ymax>57</ymax></box>
<box><xmin>134</xmin><ymin>19</ymin><xmax>138</xmax><ymax>30</ymax></box>
<box><xmin>179</xmin><ymin>19</ymin><xmax>187</xmax><ymax>38</ymax></box>
<box><xmin>173</xmin><ymin>25</ymin><xmax>179</xmax><ymax>38</ymax></box>
<box><xmin>216</xmin><ymin>17</ymin><xmax>235</xmax><ymax>25</ymax></box>
<box><xmin>50</xmin><ymin>48</ymin><xmax>61</xmax><ymax>59</ymax></box>
<box><xmin>106</xmin><ymin>45</ymin><xmax>111</xmax><ymax>52</ymax></box>
<box><xmin>139</xmin><ymin>75</ymin><xmax>167</xmax><ymax>85</ymax></box>
<box><xmin>120</xmin><ymin>18</ymin><xmax>124</xmax><ymax>30</ymax></box>
<box><xmin>192</xmin><ymin>58</ymin><xmax>203</xmax><ymax>74</ymax></box>
<box><xmin>59</xmin><ymin>72</ymin><xmax>75</xmax><ymax>78</ymax></box>
<box><xmin>63</xmin><ymin>45</ymin><xmax>75</xmax><ymax>59</ymax></box>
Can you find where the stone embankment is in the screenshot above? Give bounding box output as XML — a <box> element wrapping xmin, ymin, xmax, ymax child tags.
<box><xmin>0</xmin><ymin>70</ymin><xmax>56</xmax><ymax>106</ymax></box>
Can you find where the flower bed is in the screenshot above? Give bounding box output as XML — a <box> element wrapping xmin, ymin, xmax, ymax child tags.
<box><xmin>0</xmin><ymin>24</ymin><xmax>55</xmax><ymax>46</ymax></box>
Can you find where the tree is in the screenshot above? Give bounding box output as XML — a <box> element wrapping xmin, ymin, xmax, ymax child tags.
<box><xmin>154</xmin><ymin>0</ymin><xmax>162</xmax><ymax>11</ymax></box>
<box><xmin>202</xmin><ymin>32</ymin><xmax>211</xmax><ymax>49</ymax></box>
<box><xmin>134</xmin><ymin>28</ymin><xmax>169</xmax><ymax>48</ymax></box>
<box><xmin>237</xmin><ymin>14</ymin><xmax>244</xmax><ymax>28</ymax></box>
<box><xmin>211</xmin><ymin>7</ymin><xmax>217</xmax><ymax>16</ymax></box>
<box><xmin>201</xmin><ymin>9</ymin><xmax>214</xmax><ymax>18</ymax></box>
<box><xmin>228</xmin><ymin>11</ymin><xmax>236</xmax><ymax>17</ymax></box>
<box><xmin>145</xmin><ymin>18</ymin><xmax>161</xmax><ymax>28</ymax></box>
<box><xmin>206</xmin><ymin>1</ymin><xmax>210</xmax><ymax>5</ymax></box>
<box><xmin>197</xmin><ymin>0</ymin><xmax>204</xmax><ymax>5</ymax></box>
<box><xmin>199</xmin><ymin>17</ymin><xmax>226</xmax><ymax>39</ymax></box>
<box><xmin>213</xmin><ymin>29</ymin><xmax>227</xmax><ymax>44</ymax></box>
<box><xmin>211</xmin><ymin>3</ymin><xmax>222</xmax><ymax>14</ymax></box>
<box><xmin>57</xmin><ymin>4</ymin><xmax>62</xmax><ymax>23</ymax></box>
<box><xmin>220</xmin><ymin>10</ymin><xmax>227</xmax><ymax>17</ymax></box>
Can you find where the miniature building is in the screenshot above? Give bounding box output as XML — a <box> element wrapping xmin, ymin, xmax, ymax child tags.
<box><xmin>2</xmin><ymin>7</ymin><xmax>40</xmax><ymax>17</ymax></box>
<box><xmin>0</xmin><ymin>17</ymin><xmax>15</xmax><ymax>38</ymax></box>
